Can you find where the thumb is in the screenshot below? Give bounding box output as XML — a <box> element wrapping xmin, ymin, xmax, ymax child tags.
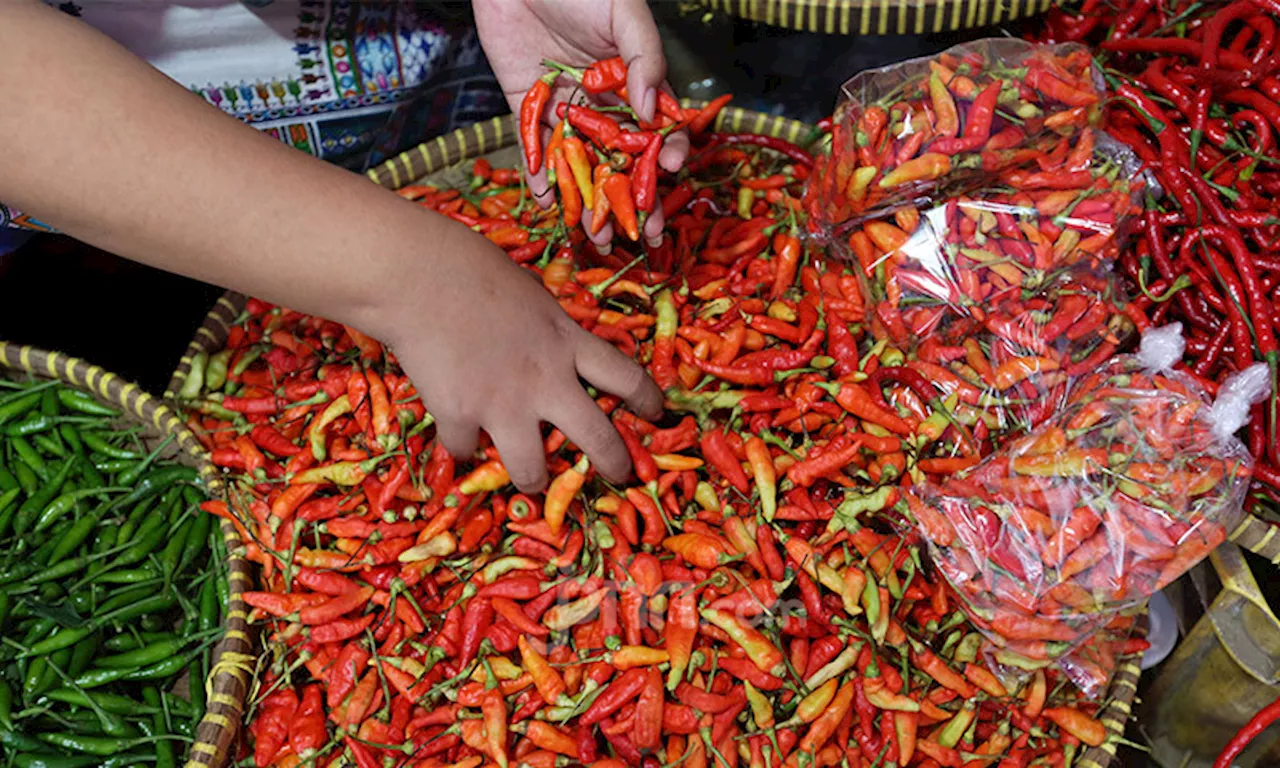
<box><xmin>612</xmin><ymin>0</ymin><xmax>666</xmax><ymax>123</ymax></box>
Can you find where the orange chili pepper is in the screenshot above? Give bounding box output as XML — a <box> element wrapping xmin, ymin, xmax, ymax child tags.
<box><xmin>562</xmin><ymin>133</ymin><xmax>595</xmax><ymax>209</ymax></box>
<box><xmin>930</xmin><ymin>72</ymin><xmax>960</xmax><ymax>138</ymax></box>
<box><xmin>591</xmin><ymin>165</ymin><xmax>613</xmax><ymax>236</ymax></box>
<box><xmin>604</xmin><ymin>172</ymin><xmax>640</xmax><ymax>242</ymax></box>
<box><xmin>553</xmin><ymin>147</ymin><xmax>582</xmax><ymax>228</ymax></box>
<box><xmin>879</xmin><ymin>152</ymin><xmax>952</xmax><ymax>188</ymax></box>
<box><xmin>544</xmin><ymin>456</ymin><xmax>588</xmax><ymax>535</ymax></box>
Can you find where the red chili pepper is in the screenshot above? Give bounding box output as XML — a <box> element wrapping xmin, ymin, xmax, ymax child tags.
<box><xmin>583</xmin><ymin>56</ymin><xmax>627</xmax><ymax>94</ymax></box>
<box><xmin>564</xmin><ymin>104</ymin><xmax>622</xmax><ymax>148</ymax></box>
<box><xmin>520</xmin><ymin>73</ymin><xmax>556</xmax><ymax>172</ymax></box>
<box><xmin>633</xmin><ymin>136</ymin><xmax>662</xmax><ymax>214</ymax></box>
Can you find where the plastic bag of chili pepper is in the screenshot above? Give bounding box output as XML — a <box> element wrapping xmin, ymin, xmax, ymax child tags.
<box><xmin>803</xmin><ymin>38</ymin><xmax>1105</xmax><ymax>236</ymax></box>
<box><xmin>841</xmin><ymin>133</ymin><xmax>1144</xmax><ymax>449</ymax></box>
<box><xmin>901</xmin><ymin>326</ymin><xmax>1270</xmax><ymax>697</ymax></box>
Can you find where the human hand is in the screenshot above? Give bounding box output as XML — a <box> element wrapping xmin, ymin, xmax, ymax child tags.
<box><xmin>474</xmin><ymin>0</ymin><xmax>689</xmax><ymax>247</ymax></box>
<box><xmin>371</xmin><ymin>220</ymin><xmax>662</xmax><ymax>493</ymax></box>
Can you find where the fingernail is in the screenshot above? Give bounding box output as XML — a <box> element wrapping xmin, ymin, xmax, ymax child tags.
<box><xmin>595</xmin><ymin>241</ymin><xmax>613</xmax><ymax>257</ymax></box>
<box><xmin>640</xmin><ymin>88</ymin><xmax>656</xmax><ymax>124</ymax></box>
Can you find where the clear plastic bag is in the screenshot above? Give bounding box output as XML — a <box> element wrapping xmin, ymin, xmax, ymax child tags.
<box><xmin>846</xmin><ymin>127</ymin><xmax>1144</xmax><ymax>449</ymax></box>
<box><xmin>804</xmin><ymin>38</ymin><xmax>1105</xmax><ymax>238</ymax></box>
<box><xmin>903</xmin><ymin>328</ymin><xmax>1269</xmax><ymax>697</ymax></box>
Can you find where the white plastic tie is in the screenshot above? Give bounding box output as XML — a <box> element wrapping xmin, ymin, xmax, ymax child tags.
<box><xmin>1136</xmin><ymin>324</ymin><xmax>1185</xmax><ymax>372</ymax></box>
<box><xmin>1208</xmin><ymin>363</ymin><xmax>1272</xmax><ymax>443</ymax></box>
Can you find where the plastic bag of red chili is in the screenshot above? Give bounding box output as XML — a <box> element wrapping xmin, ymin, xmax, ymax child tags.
<box><xmin>901</xmin><ymin>326</ymin><xmax>1269</xmax><ymax>697</ymax></box>
<box><xmin>804</xmin><ymin>38</ymin><xmax>1104</xmax><ymax>239</ymax></box>
<box><xmin>834</xmin><ymin>129</ymin><xmax>1145</xmax><ymax>450</ymax></box>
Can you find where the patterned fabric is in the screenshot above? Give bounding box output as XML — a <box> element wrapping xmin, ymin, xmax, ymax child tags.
<box><xmin>1</xmin><ymin>0</ymin><xmax>506</xmax><ymax>230</ymax></box>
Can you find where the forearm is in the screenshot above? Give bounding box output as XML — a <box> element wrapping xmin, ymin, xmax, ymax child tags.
<box><xmin>0</xmin><ymin>1</ymin><xmax>470</xmax><ymax>340</ymax></box>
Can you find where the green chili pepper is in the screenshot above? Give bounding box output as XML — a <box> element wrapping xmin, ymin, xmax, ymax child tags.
<box><xmin>47</xmin><ymin>508</ymin><xmax>105</xmax><ymax>565</ymax></box>
<box><xmin>936</xmin><ymin>703</ymin><xmax>976</xmax><ymax>749</ymax></box>
<box><xmin>56</xmin><ymin>389</ymin><xmax>121</xmax><ymax>418</ymax></box>
<box><xmin>103</xmin><ymin>631</ymin><xmax>175</xmax><ymax>653</ymax></box>
<box><xmin>115</xmin><ymin>466</ymin><xmax>197</xmax><ymax>509</ymax></box>
<box><xmin>7</xmin><ymin>414</ymin><xmax>56</xmax><ymax>437</ymax></box>
<box><xmin>41</xmin><ymin>387</ymin><xmax>59</xmax><ymax>417</ymax></box>
<box><xmin>141</xmin><ymin>687</ymin><xmax>175</xmax><ymax>768</ymax></box>
<box><xmin>93</xmin><ymin>584</ymin><xmax>157</xmax><ymax>616</ymax></box>
<box><xmin>92</xmin><ymin>525</ymin><xmax>118</xmax><ymax>555</ymax></box>
<box><xmin>32</xmin><ymin>432</ymin><xmax>68</xmax><ymax>459</ymax></box>
<box><xmin>186</xmin><ymin>654</ymin><xmax>207</xmax><ymax>725</ymax></box>
<box><xmin>41</xmin><ymin>689</ymin><xmax>156</xmax><ymax>716</ymax></box>
<box><xmin>96</xmin><ymin>568</ymin><xmax>159</xmax><ymax>585</ymax></box>
<box><xmin>0</xmin><ymin>561</ymin><xmax>43</xmax><ymax>586</ymax></box>
<box><xmin>205</xmin><ymin>350</ymin><xmax>232</xmax><ymax>393</ymax></box>
<box><xmin>21</xmin><ymin>617</ymin><xmax>57</xmax><ymax>647</ymax></box>
<box><xmin>26</xmin><ymin>552</ymin><xmax>109</xmax><ymax>587</ymax></box>
<box><xmin>0</xmin><ymin>680</ymin><xmax>12</xmax><ymax>730</ymax></box>
<box><xmin>0</xmin><ymin>589</ymin><xmax>10</xmax><ymax>630</ymax></box>
<box><xmin>0</xmin><ymin>486</ymin><xmax>24</xmax><ymax>539</ymax></box>
<box><xmin>68</xmin><ymin>666</ymin><xmax>129</xmax><ymax>690</ymax></box>
<box><xmin>92</xmin><ymin>458</ymin><xmax>135</xmax><ymax>475</ymax></box>
<box><xmin>37</xmin><ymin>732</ymin><xmax>142</xmax><ymax>756</ymax></box>
<box><xmin>26</xmin><ymin>627</ymin><xmax>95</xmax><ymax>659</ymax></box>
<box><xmin>58</xmin><ymin>424</ymin><xmax>86</xmax><ymax>456</ymax></box>
<box><xmin>12</xmin><ymin>459</ymin><xmax>38</xmax><ymax>496</ymax></box>
<box><xmin>67</xmin><ymin>634</ymin><xmax>100</xmax><ymax>678</ymax></box>
<box><xmin>33</xmin><ymin>487</ymin><xmax>128</xmax><ymax>534</ymax></box>
<box><xmin>0</xmin><ymin>391</ymin><xmax>46</xmax><ymax>427</ymax></box>
<box><xmin>0</xmin><ymin>463</ymin><xmax>19</xmax><ymax>491</ymax></box>
<box><xmin>230</xmin><ymin>346</ymin><xmax>262</xmax><ymax>377</ymax></box>
<box><xmin>14</xmin><ymin>753</ymin><xmax>152</xmax><ymax>768</ymax></box>
<box><xmin>12</xmin><ymin>457</ymin><xmax>76</xmax><ymax>536</ymax></box>
<box><xmin>121</xmin><ymin>653</ymin><xmax>192</xmax><ymax>682</ymax></box>
<box><xmin>114</xmin><ymin>497</ymin><xmax>154</xmax><ymax>545</ymax></box>
<box><xmin>11</xmin><ymin>436</ymin><xmax>49</xmax><ymax>480</ymax></box>
<box><xmin>214</xmin><ymin>565</ymin><xmax>230</xmax><ymax>609</ymax></box>
<box><xmin>79</xmin><ymin>433</ymin><xmax>141</xmax><ymax>461</ymax></box>
<box><xmin>0</xmin><ymin>728</ymin><xmax>47</xmax><ymax>752</ymax></box>
<box><xmin>94</xmin><ymin>635</ymin><xmax>202</xmax><ymax>669</ymax></box>
<box><xmin>99</xmin><ymin>515</ymin><xmax>167</xmax><ymax>574</ymax></box>
<box><xmin>178</xmin><ymin>352</ymin><xmax>207</xmax><ymax>401</ymax></box>
<box><xmin>95</xmin><ymin>592</ymin><xmax>178</xmax><ymax>630</ymax></box>
<box><xmin>176</xmin><ymin>508</ymin><xmax>211</xmax><ymax>576</ymax></box>
<box><xmin>197</xmin><ymin>579</ymin><xmax>220</xmax><ymax>635</ymax></box>
<box><xmin>115</xmin><ymin>435</ymin><xmax>175</xmax><ymax>488</ymax></box>
<box><xmin>25</xmin><ymin>647</ymin><xmax>70</xmax><ymax>699</ymax></box>
<box><xmin>162</xmin><ymin>692</ymin><xmax>195</xmax><ymax>719</ymax></box>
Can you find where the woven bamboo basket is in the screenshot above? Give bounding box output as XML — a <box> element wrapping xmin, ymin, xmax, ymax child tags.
<box><xmin>694</xmin><ymin>0</ymin><xmax>1056</xmax><ymax>34</ymax></box>
<box><xmin>169</xmin><ymin>108</ymin><xmax>1152</xmax><ymax>768</ymax></box>
<box><xmin>0</xmin><ymin>343</ymin><xmax>252</xmax><ymax>768</ymax></box>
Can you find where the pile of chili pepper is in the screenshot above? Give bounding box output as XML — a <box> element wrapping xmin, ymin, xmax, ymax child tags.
<box><xmin>907</xmin><ymin>349</ymin><xmax>1255</xmax><ymax>696</ymax></box>
<box><xmin>0</xmin><ymin>376</ymin><xmax>225</xmax><ymax>768</ymax></box>
<box><xmin>804</xmin><ymin>38</ymin><xmax>1103</xmax><ymax>232</ymax></box>
<box><xmin>173</xmin><ymin>66</ymin><xmax>1143</xmax><ymax>768</ymax></box>
<box><xmin>1035</xmin><ymin>0</ymin><xmax>1280</xmax><ymax>520</ymax></box>
<box><xmin>514</xmin><ymin>56</ymin><xmax>732</xmax><ymax>242</ymax></box>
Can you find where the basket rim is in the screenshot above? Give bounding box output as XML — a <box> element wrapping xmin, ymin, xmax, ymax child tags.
<box><xmin>694</xmin><ymin>0</ymin><xmax>1056</xmax><ymax>34</ymax></box>
<box><xmin>168</xmin><ymin>108</ymin><xmax>1155</xmax><ymax>768</ymax></box>
<box><xmin>361</xmin><ymin>105</ymin><xmax>822</xmax><ymax>192</ymax></box>
<box><xmin>0</xmin><ymin>342</ymin><xmax>252</xmax><ymax>768</ymax></box>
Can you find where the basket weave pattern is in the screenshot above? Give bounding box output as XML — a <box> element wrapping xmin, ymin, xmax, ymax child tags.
<box><xmin>0</xmin><ymin>343</ymin><xmax>253</xmax><ymax>768</ymax></box>
<box><xmin>172</xmin><ymin>106</ymin><xmax>1152</xmax><ymax>768</ymax></box>
<box><xmin>696</xmin><ymin>0</ymin><xmax>1057</xmax><ymax>34</ymax></box>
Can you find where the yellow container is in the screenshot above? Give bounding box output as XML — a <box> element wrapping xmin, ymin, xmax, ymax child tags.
<box><xmin>1141</xmin><ymin>543</ymin><xmax>1280</xmax><ymax>767</ymax></box>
